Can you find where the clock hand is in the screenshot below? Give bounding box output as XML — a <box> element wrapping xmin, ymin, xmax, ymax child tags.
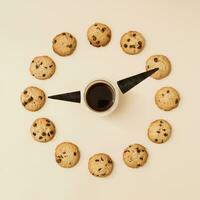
<box><xmin>48</xmin><ymin>91</ymin><xmax>81</xmax><ymax>103</ymax></box>
<box><xmin>117</xmin><ymin>68</ymin><xmax>159</xmax><ymax>94</ymax></box>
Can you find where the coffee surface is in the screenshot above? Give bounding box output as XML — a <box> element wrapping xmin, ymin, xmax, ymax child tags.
<box><xmin>86</xmin><ymin>83</ymin><xmax>114</xmax><ymax>112</ymax></box>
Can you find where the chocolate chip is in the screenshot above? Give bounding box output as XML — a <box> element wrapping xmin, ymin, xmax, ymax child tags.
<box><xmin>155</xmin><ymin>139</ymin><xmax>158</xmax><ymax>142</ymax></box>
<box><xmin>62</xmin><ymin>32</ymin><xmax>66</xmax><ymax>35</ymax></box>
<box><xmin>53</xmin><ymin>39</ymin><xmax>57</xmax><ymax>43</ymax></box>
<box><xmin>74</xmin><ymin>152</ymin><xmax>77</xmax><ymax>156</ymax></box>
<box><xmin>56</xmin><ymin>159</ymin><xmax>61</xmax><ymax>163</ymax></box>
<box><xmin>28</xmin><ymin>96</ymin><xmax>33</xmax><ymax>102</ymax></box>
<box><xmin>46</xmin><ymin>119</ymin><xmax>50</xmax><ymax>123</ymax></box>
<box><xmin>101</xmin><ymin>157</ymin><xmax>104</xmax><ymax>161</ymax></box>
<box><xmin>33</xmin><ymin>123</ymin><xmax>37</xmax><ymax>127</ymax></box>
<box><xmin>22</xmin><ymin>102</ymin><xmax>27</xmax><ymax>106</ymax></box>
<box><xmin>31</xmin><ymin>60</ymin><xmax>34</xmax><ymax>63</ymax></box>
<box><xmin>50</xmin><ymin>131</ymin><xmax>54</xmax><ymax>135</ymax></box>
<box><xmin>32</xmin><ymin>132</ymin><xmax>36</xmax><ymax>136</ymax></box>
<box><xmin>167</xmin><ymin>90</ymin><xmax>170</xmax><ymax>93</ymax></box>
<box><xmin>137</xmin><ymin>164</ymin><xmax>141</xmax><ymax>167</ymax></box>
<box><xmin>49</xmin><ymin>65</ymin><xmax>53</xmax><ymax>68</ymax></box>
<box><xmin>63</xmin><ymin>152</ymin><xmax>66</xmax><ymax>154</ymax></box>
<box><xmin>133</xmin><ymin>33</ymin><xmax>136</xmax><ymax>37</ymax></box>
<box><xmin>42</xmin><ymin>132</ymin><xmax>46</xmax><ymax>136</ymax></box>
<box><xmin>154</xmin><ymin>57</ymin><xmax>158</xmax><ymax>62</ymax></box>
<box><xmin>69</xmin><ymin>162</ymin><xmax>71</xmax><ymax>165</ymax></box>
<box><xmin>35</xmin><ymin>65</ymin><xmax>39</xmax><ymax>69</ymax></box>
<box><xmin>98</xmin><ymin>168</ymin><xmax>102</xmax><ymax>171</ymax></box>
<box><xmin>159</xmin><ymin>124</ymin><xmax>162</xmax><ymax>127</ymax></box>
<box><xmin>38</xmin><ymin>96</ymin><xmax>43</xmax><ymax>100</ymax></box>
<box><xmin>140</xmin><ymin>157</ymin><xmax>143</xmax><ymax>160</ymax></box>
<box><xmin>162</xmin><ymin>93</ymin><xmax>165</xmax><ymax>97</ymax></box>
<box><xmin>124</xmin><ymin>44</ymin><xmax>128</xmax><ymax>48</ymax></box>
<box><xmin>23</xmin><ymin>90</ymin><xmax>27</xmax><ymax>95</ymax></box>
<box><xmin>101</xmin><ymin>28</ymin><xmax>106</xmax><ymax>32</ymax></box>
<box><xmin>67</xmin><ymin>44</ymin><xmax>72</xmax><ymax>48</ymax></box>
<box><xmin>92</xmin><ymin>35</ymin><xmax>97</xmax><ymax>41</ymax></box>
<box><xmin>129</xmin><ymin>45</ymin><xmax>135</xmax><ymax>48</ymax></box>
<box><xmin>157</xmin><ymin>131</ymin><xmax>160</xmax><ymax>133</ymax></box>
<box><xmin>137</xmin><ymin>149</ymin><xmax>141</xmax><ymax>153</ymax></box>
<box><xmin>95</xmin><ymin>159</ymin><xmax>99</xmax><ymax>162</ymax></box>
<box><xmin>46</xmin><ymin>123</ymin><xmax>51</xmax><ymax>126</ymax></box>
<box><xmin>137</xmin><ymin>41</ymin><xmax>142</xmax><ymax>49</ymax></box>
<box><xmin>127</xmin><ymin>38</ymin><xmax>130</xmax><ymax>42</ymax></box>
<box><xmin>142</xmin><ymin>150</ymin><xmax>145</xmax><ymax>152</ymax></box>
<box><xmin>107</xmin><ymin>34</ymin><xmax>111</xmax><ymax>38</ymax></box>
<box><xmin>69</xmin><ymin>34</ymin><xmax>73</xmax><ymax>38</ymax></box>
<box><xmin>160</xmin><ymin>121</ymin><xmax>163</xmax><ymax>123</ymax></box>
<box><xmin>96</xmin><ymin>41</ymin><xmax>100</xmax><ymax>44</ymax></box>
<box><xmin>39</xmin><ymin>136</ymin><xmax>43</xmax><ymax>140</ymax></box>
<box><xmin>47</xmin><ymin>133</ymin><xmax>50</xmax><ymax>136</ymax></box>
<box><xmin>164</xmin><ymin>133</ymin><xmax>168</xmax><ymax>137</ymax></box>
<box><xmin>162</xmin><ymin>129</ymin><xmax>166</xmax><ymax>131</ymax></box>
<box><xmin>40</xmin><ymin>62</ymin><xmax>43</xmax><ymax>65</ymax></box>
<box><xmin>129</xmin><ymin>145</ymin><xmax>132</xmax><ymax>148</ymax></box>
<box><xmin>175</xmin><ymin>99</ymin><xmax>179</xmax><ymax>104</ymax></box>
<box><xmin>94</xmin><ymin>23</ymin><xmax>98</xmax><ymax>26</ymax></box>
<box><xmin>108</xmin><ymin>160</ymin><xmax>112</xmax><ymax>164</ymax></box>
<box><xmin>42</xmin><ymin>74</ymin><xmax>46</xmax><ymax>77</ymax></box>
<box><xmin>89</xmin><ymin>41</ymin><xmax>92</xmax><ymax>45</ymax></box>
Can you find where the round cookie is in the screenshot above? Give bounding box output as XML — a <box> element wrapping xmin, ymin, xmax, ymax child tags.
<box><xmin>30</xmin><ymin>118</ymin><xmax>56</xmax><ymax>143</ymax></box>
<box><xmin>20</xmin><ymin>86</ymin><xmax>46</xmax><ymax>112</ymax></box>
<box><xmin>52</xmin><ymin>32</ymin><xmax>77</xmax><ymax>56</ymax></box>
<box><xmin>120</xmin><ymin>31</ymin><xmax>145</xmax><ymax>55</ymax></box>
<box><xmin>87</xmin><ymin>23</ymin><xmax>111</xmax><ymax>47</ymax></box>
<box><xmin>155</xmin><ymin>87</ymin><xmax>180</xmax><ymax>111</ymax></box>
<box><xmin>30</xmin><ymin>56</ymin><xmax>56</xmax><ymax>80</ymax></box>
<box><xmin>88</xmin><ymin>153</ymin><xmax>113</xmax><ymax>177</ymax></box>
<box><xmin>146</xmin><ymin>55</ymin><xmax>171</xmax><ymax>80</ymax></box>
<box><xmin>123</xmin><ymin>144</ymin><xmax>148</xmax><ymax>168</ymax></box>
<box><xmin>55</xmin><ymin>142</ymin><xmax>80</xmax><ymax>168</ymax></box>
<box><xmin>148</xmin><ymin>119</ymin><xmax>172</xmax><ymax>144</ymax></box>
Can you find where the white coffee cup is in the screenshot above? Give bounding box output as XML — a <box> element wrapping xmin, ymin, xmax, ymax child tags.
<box><xmin>83</xmin><ymin>79</ymin><xmax>119</xmax><ymax>116</ymax></box>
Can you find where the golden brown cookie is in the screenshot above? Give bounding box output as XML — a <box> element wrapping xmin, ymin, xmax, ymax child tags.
<box><xmin>30</xmin><ymin>118</ymin><xmax>56</xmax><ymax>143</ymax></box>
<box><xmin>55</xmin><ymin>142</ymin><xmax>80</xmax><ymax>168</ymax></box>
<box><xmin>123</xmin><ymin>144</ymin><xmax>148</xmax><ymax>168</ymax></box>
<box><xmin>87</xmin><ymin>23</ymin><xmax>111</xmax><ymax>47</ymax></box>
<box><xmin>146</xmin><ymin>55</ymin><xmax>171</xmax><ymax>80</ymax></box>
<box><xmin>148</xmin><ymin>119</ymin><xmax>172</xmax><ymax>144</ymax></box>
<box><xmin>30</xmin><ymin>56</ymin><xmax>56</xmax><ymax>80</ymax></box>
<box><xmin>155</xmin><ymin>87</ymin><xmax>180</xmax><ymax>111</ymax></box>
<box><xmin>20</xmin><ymin>86</ymin><xmax>46</xmax><ymax>112</ymax></box>
<box><xmin>120</xmin><ymin>31</ymin><xmax>145</xmax><ymax>55</ymax></box>
<box><xmin>88</xmin><ymin>153</ymin><xmax>113</xmax><ymax>177</ymax></box>
<box><xmin>52</xmin><ymin>32</ymin><xmax>77</xmax><ymax>56</ymax></box>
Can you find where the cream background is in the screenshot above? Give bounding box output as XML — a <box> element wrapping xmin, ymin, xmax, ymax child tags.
<box><xmin>0</xmin><ymin>0</ymin><xmax>200</xmax><ymax>199</ymax></box>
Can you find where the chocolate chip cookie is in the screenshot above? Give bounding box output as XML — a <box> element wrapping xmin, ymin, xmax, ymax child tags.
<box><xmin>30</xmin><ymin>56</ymin><xmax>56</xmax><ymax>80</ymax></box>
<box><xmin>155</xmin><ymin>87</ymin><xmax>180</xmax><ymax>111</ymax></box>
<box><xmin>87</xmin><ymin>23</ymin><xmax>111</xmax><ymax>47</ymax></box>
<box><xmin>120</xmin><ymin>31</ymin><xmax>145</xmax><ymax>55</ymax></box>
<box><xmin>148</xmin><ymin>119</ymin><xmax>172</xmax><ymax>144</ymax></box>
<box><xmin>55</xmin><ymin>142</ymin><xmax>80</xmax><ymax>168</ymax></box>
<box><xmin>52</xmin><ymin>32</ymin><xmax>77</xmax><ymax>56</ymax></box>
<box><xmin>20</xmin><ymin>86</ymin><xmax>46</xmax><ymax>112</ymax></box>
<box><xmin>88</xmin><ymin>153</ymin><xmax>113</xmax><ymax>177</ymax></box>
<box><xmin>146</xmin><ymin>55</ymin><xmax>171</xmax><ymax>80</ymax></box>
<box><xmin>30</xmin><ymin>118</ymin><xmax>56</xmax><ymax>143</ymax></box>
<box><xmin>123</xmin><ymin>144</ymin><xmax>148</xmax><ymax>168</ymax></box>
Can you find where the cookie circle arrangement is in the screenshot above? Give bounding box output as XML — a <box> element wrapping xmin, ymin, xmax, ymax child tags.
<box><xmin>20</xmin><ymin>22</ymin><xmax>181</xmax><ymax>178</ymax></box>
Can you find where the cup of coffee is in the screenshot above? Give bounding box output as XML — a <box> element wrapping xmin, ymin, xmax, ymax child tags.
<box><xmin>83</xmin><ymin>79</ymin><xmax>119</xmax><ymax>116</ymax></box>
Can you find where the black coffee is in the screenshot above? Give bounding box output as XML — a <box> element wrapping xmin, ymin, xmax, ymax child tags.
<box><xmin>86</xmin><ymin>82</ymin><xmax>114</xmax><ymax>112</ymax></box>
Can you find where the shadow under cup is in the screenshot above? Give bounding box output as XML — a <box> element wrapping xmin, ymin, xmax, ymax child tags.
<box><xmin>84</xmin><ymin>80</ymin><xmax>117</xmax><ymax>114</ymax></box>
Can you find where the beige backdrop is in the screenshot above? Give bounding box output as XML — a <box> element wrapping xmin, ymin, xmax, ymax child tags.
<box><xmin>0</xmin><ymin>0</ymin><xmax>200</xmax><ymax>199</ymax></box>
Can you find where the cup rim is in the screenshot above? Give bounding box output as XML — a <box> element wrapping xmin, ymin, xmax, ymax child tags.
<box><xmin>83</xmin><ymin>79</ymin><xmax>119</xmax><ymax>116</ymax></box>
